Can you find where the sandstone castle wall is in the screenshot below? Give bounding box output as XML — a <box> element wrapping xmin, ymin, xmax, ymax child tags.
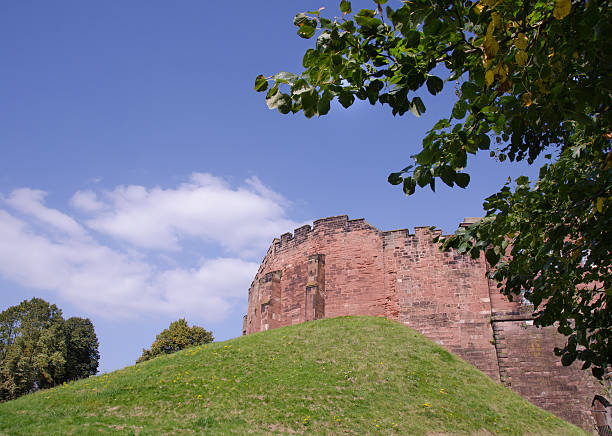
<box><xmin>243</xmin><ymin>215</ymin><xmax>602</xmax><ymax>430</ymax></box>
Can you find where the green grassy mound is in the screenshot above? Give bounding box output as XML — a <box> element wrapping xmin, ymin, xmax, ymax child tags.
<box><xmin>0</xmin><ymin>316</ymin><xmax>586</xmax><ymax>435</ymax></box>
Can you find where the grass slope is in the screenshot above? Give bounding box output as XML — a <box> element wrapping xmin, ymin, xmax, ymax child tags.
<box><xmin>0</xmin><ymin>316</ymin><xmax>586</xmax><ymax>435</ymax></box>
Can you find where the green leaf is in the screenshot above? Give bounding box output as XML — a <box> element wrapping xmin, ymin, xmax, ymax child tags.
<box><xmin>300</xmin><ymin>89</ymin><xmax>318</xmax><ymax>114</ymax></box>
<box><xmin>302</xmin><ymin>49</ymin><xmax>317</xmax><ymax>68</ymax></box>
<box><xmin>273</xmin><ymin>72</ymin><xmax>298</xmax><ymax>85</ymax></box>
<box><xmin>340</xmin><ymin>0</ymin><xmax>352</xmax><ymax>14</ymax></box>
<box><xmin>317</xmin><ymin>92</ymin><xmax>332</xmax><ymax>116</ymax></box>
<box><xmin>516</xmin><ymin>176</ymin><xmax>529</xmax><ymax>186</ymax></box>
<box><xmin>426</xmin><ymin>76</ymin><xmax>443</xmax><ymax>96</ymax></box>
<box><xmin>561</xmin><ymin>352</ymin><xmax>576</xmax><ymax>366</ymax></box>
<box><xmin>403</xmin><ymin>30</ymin><xmax>421</xmax><ymax>47</ymax></box>
<box><xmin>485</xmin><ymin>249</ymin><xmax>500</xmax><ymax>266</ymax></box>
<box><xmin>475</xmin><ymin>134</ymin><xmax>490</xmax><ymax>150</ymax></box>
<box><xmin>452</xmin><ymin>100</ymin><xmax>468</xmax><ymax>119</ymax></box>
<box><xmin>266</xmin><ymin>84</ymin><xmax>279</xmax><ymax>99</ymax></box>
<box><xmin>366</xmin><ymin>80</ymin><xmax>384</xmax><ymax>105</ymax></box>
<box><xmin>319</xmin><ymin>17</ymin><xmax>333</xmax><ymax>29</ymax></box>
<box><xmin>454</xmin><ymin>172</ymin><xmax>470</xmax><ymax>188</ymax></box>
<box><xmin>355</xmin><ymin>9</ymin><xmax>375</xmax><ymax>18</ymax></box>
<box><xmin>266</xmin><ymin>90</ymin><xmax>291</xmax><ymax>111</ymax></box>
<box><xmin>294</xmin><ymin>13</ymin><xmax>309</xmax><ymax>27</ymax></box>
<box><xmin>388</xmin><ymin>172</ymin><xmax>403</xmax><ymax>185</ymax></box>
<box><xmin>440</xmin><ymin>166</ymin><xmax>455</xmax><ymax>187</ymax></box>
<box><xmin>461</xmin><ymin>82</ymin><xmax>479</xmax><ymax>100</ymax></box>
<box><xmin>433</xmin><ymin>119</ymin><xmax>450</xmax><ymax>130</ymax></box>
<box><xmin>354</xmin><ymin>15</ymin><xmax>380</xmax><ymax>28</ymax></box>
<box><xmin>341</xmin><ymin>20</ymin><xmax>356</xmax><ymax>32</ymax></box>
<box><xmin>592</xmin><ymin>366</ymin><xmax>604</xmax><ymax>379</ymax></box>
<box><xmin>410</xmin><ymin>97</ymin><xmax>426</xmax><ymax>117</ymax></box>
<box><xmin>402</xmin><ymin>177</ymin><xmax>416</xmax><ymax>195</ymax></box>
<box><xmin>450</xmin><ymin>149</ymin><xmax>467</xmax><ymax>169</ymax></box>
<box><xmin>423</xmin><ymin>15</ymin><xmax>442</xmax><ymax>35</ymax></box>
<box><xmin>338</xmin><ymin>90</ymin><xmax>355</xmax><ymax>108</ymax></box>
<box><xmin>254</xmin><ymin>75</ymin><xmax>268</xmax><ymax>92</ymax></box>
<box><xmin>297</xmin><ymin>24</ymin><xmax>316</xmax><ymax>39</ymax></box>
<box><xmin>416</xmin><ymin>167</ymin><xmax>432</xmax><ymax>187</ymax></box>
<box><xmin>417</xmin><ymin>147</ymin><xmax>435</xmax><ymax>165</ymax></box>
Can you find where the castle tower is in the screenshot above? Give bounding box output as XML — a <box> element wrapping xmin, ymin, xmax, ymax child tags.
<box><xmin>242</xmin><ymin>215</ymin><xmax>604</xmax><ymax>430</ymax></box>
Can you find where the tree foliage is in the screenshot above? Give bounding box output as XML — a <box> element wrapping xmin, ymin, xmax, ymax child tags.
<box><xmin>0</xmin><ymin>298</ymin><xmax>99</xmax><ymax>401</ymax></box>
<box><xmin>61</xmin><ymin>317</ymin><xmax>100</xmax><ymax>383</ymax></box>
<box><xmin>256</xmin><ymin>0</ymin><xmax>611</xmax><ymax>378</ymax></box>
<box><xmin>136</xmin><ymin>319</ymin><xmax>213</xmax><ymax>363</ymax></box>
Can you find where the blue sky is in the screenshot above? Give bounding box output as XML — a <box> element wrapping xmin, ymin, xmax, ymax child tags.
<box><xmin>0</xmin><ymin>1</ymin><xmax>540</xmax><ymax>373</ymax></box>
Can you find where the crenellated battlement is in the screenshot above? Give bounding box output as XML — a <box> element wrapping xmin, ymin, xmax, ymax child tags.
<box><xmin>274</xmin><ymin>215</ymin><xmax>376</xmax><ymax>253</ymax></box>
<box><xmin>271</xmin><ymin>215</ymin><xmax>449</xmax><ymax>254</ymax></box>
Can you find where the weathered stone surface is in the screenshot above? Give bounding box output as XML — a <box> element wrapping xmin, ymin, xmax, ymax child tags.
<box><xmin>243</xmin><ymin>215</ymin><xmax>604</xmax><ymax>431</ymax></box>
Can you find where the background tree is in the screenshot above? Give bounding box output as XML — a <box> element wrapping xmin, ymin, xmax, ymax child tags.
<box><xmin>60</xmin><ymin>317</ymin><xmax>99</xmax><ymax>383</ymax></box>
<box><xmin>136</xmin><ymin>319</ymin><xmax>213</xmax><ymax>363</ymax></box>
<box><xmin>0</xmin><ymin>298</ymin><xmax>99</xmax><ymax>401</ymax></box>
<box><xmin>256</xmin><ymin>0</ymin><xmax>611</xmax><ymax>378</ymax></box>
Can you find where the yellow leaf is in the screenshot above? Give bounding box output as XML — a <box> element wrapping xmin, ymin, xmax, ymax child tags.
<box><xmin>485</xmin><ymin>70</ymin><xmax>495</xmax><ymax>86</ymax></box>
<box><xmin>521</xmin><ymin>92</ymin><xmax>532</xmax><ymax>107</ymax></box>
<box><xmin>514</xmin><ymin>33</ymin><xmax>528</xmax><ymax>50</ymax></box>
<box><xmin>516</xmin><ymin>50</ymin><xmax>528</xmax><ymax>66</ymax></box>
<box><xmin>553</xmin><ymin>0</ymin><xmax>571</xmax><ymax>19</ymax></box>
<box><xmin>484</xmin><ymin>34</ymin><xmax>499</xmax><ymax>58</ymax></box>
<box><xmin>495</xmin><ymin>62</ymin><xmax>508</xmax><ymax>82</ymax></box>
<box><xmin>486</xmin><ymin>21</ymin><xmax>495</xmax><ymax>35</ymax></box>
<box><xmin>474</xmin><ymin>2</ymin><xmax>484</xmax><ymax>13</ymax></box>
<box><xmin>491</xmin><ymin>12</ymin><xmax>501</xmax><ymax>28</ymax></box>
<box><xmin>597</xmin><ymin>197</ymin><xmax>604</xmax><ymax>213</ymax></box>
<box><xmin>484</xmin><ymin>0</ymin><xmax>503</xmax><ymax>7</ymax></box>
<box><xmin>535</xmin><ymin>78</ymin><xmax>548</xmax><ymax>94</ymax></box>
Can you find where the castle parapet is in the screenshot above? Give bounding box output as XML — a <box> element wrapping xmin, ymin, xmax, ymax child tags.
<box><xmin>294</xmin><ymin>224</ymin><xmax>312</xmax><ymax>238</ymax></box>
<box><xmin>273</xmin><ymin>215</ymin><xmax>379</xmax><ymax>253</ymax></box>
<box><xmin>313</xmin><ymin>215</ymin><xmax>348</xmax><ymax>231</ymax></box>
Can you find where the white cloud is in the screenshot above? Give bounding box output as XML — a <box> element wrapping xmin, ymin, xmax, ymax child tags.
<box><xmin>71</xmin><ymin>190</ymin><xmax>106</xmax><ymax>213</ymax></box>
<box><xmin>0</xmin><ymin>175</ymin><xmax>300</xmax><ymax>322</ymax></box>
<box><xmin>81</xmin><ymin>173</ymin><xmax>299</xmax><ymax>255</ymax></box>
<box><xmin>6</xmin><ymin>188</ymin><xmax>86</xmax><ymax>238</ymax></box>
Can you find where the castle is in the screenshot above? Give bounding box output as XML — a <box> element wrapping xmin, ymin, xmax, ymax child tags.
<box><xmin>243</xmin><ymin>215</ymin><xmax>602</xmax><ymax>430</ymax></box>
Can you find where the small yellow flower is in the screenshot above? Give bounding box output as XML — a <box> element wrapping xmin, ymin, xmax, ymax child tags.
<box><xmin>197</xmin><ymin>394</ymin><xmax>202</xmax><ymax>399</ymax></box>
<box><xmin>423</xmin><ymin>402</ymin><xmax>431</xmax><ymax>407</ymax></box>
